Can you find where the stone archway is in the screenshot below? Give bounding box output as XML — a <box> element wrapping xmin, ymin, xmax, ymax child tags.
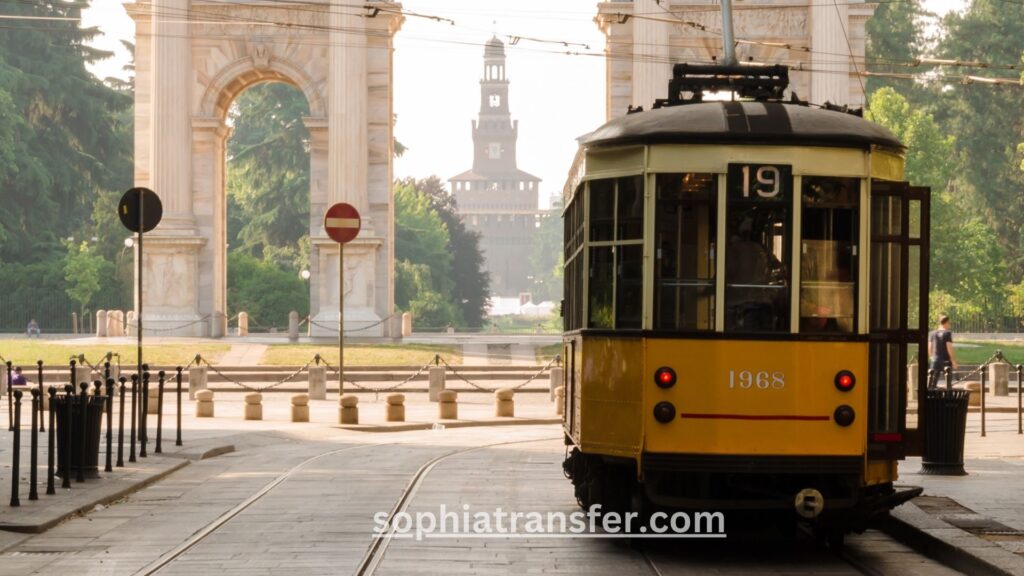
<box><xmin>128</xmin><ymin>1</ymin><xmax>403</xmax><ymax>337</ymax></box>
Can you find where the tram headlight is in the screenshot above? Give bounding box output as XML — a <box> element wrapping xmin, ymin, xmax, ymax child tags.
<box><xmin>654</xmin><ymin>367</ymin><xmax>677</xmax><ymax>389</ymax></box>
<box><xmin>834</xmin><ymin>370</ymin><xmax>856</xmax><ymax>392</ymax></box>
<box><xmin>833</xmin><ymin>405</ymin><xmax>856</xmax><ymax>427</ymax></box>
<box><xmin>654</xmin><ymin>401</ymin><xmax>676</xmax><ymax>424</ymax></box>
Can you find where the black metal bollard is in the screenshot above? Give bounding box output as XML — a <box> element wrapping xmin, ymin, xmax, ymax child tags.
<box><xmin>1018</xmin><ymin>364</ymin><xmax>1023</xmax><ymax>436</ymax></box>
<box><xmin>129</xmin><ymin>374</ymin><xmax>137</xmax><ymax>463</ymax></box>
<box><xmin>927</xmin><ymin>368</ymin><xmax>936</xmax><ymax>390</ymax></box>
<box><xmin>105</xmin><ymin>379</ymin><xmax>114</xmax><ymax>473</ymax></box>
<box><xmin>980</xmin><ymin>368</ymin><xmax>987</xmax><ymax>438</ymax></box>
<box><xmin>117</xmin><ymin>377</ymin><xmax>126</xmax><ymax>468</ymax></box>
<box><xmin>6</xmin><ymin>360</ymin><xmax>12</xmax><ymax>431</ymax></box>
<box><xmin>140</xmin><ymin>370</ymin><xmax>149</xmax><ymax>458</ymax></box>
<box><xmin>29</xmin><ymin>388</ymin><xmax>39</xmax><ymax>500</ymax></box>
<box><xmin>36</xmin><ymin>360</ymin><xmax>44</xmax><ymax>433</ymax></box>
<box><xmin>69</xmin><ymin>359</ymin><xmax>76</xmax><ymax>389</ymax></box>
<box><xmin>61</xmin><ymin>384</ymin><xmax>72</xmax><ymax>489</ymax></box>
<box><xmin>104</xmin><ymin>361</ymin><xmax>111</xmax><ymax>385</ymax></box>
<box><xmin>10</xmin><ymin>389</ymin><xmax>21</xmax><ymax>506</ymax></box>
<box><xmin>77</xmin><ymin>383</ymin><xmax>88</xmax><ymax>483</ymax></box>
<box><xmin>176</xmin><ymin>367</ymin><xmax>183</xmax><ymax>447</ymax></box>
<box><xmin>945</xmin><ymin>365</ymin><xmax>953</xmax><ymax>390</ymax></box>
<box><xmin>46</xmin><ymin>386</ymin><xmax>56</xmax><ymax>495</ymax></box>
<box><xmin>156</xmin><ymin>370</ymin><xmax>165</xmax><ymax>454</ymax></box>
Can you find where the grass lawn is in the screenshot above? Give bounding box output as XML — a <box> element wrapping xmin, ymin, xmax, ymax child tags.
<box><xmin>956</xmin><ymin>340</ymin><xmax>1024</xmax><ymax>365</ymax></box>
<box><xmin>536</xmin><ymin>343</ymin><xmax>562</xmax><ymax>363</ymax></box>
<box><xmin>0</xmin><ymin>340</ymin><xmax>230</xmax><ymax>368</ymax></box>
<box><xmin>261</xmin><ymin>344</ymin><xmax>462</xmax><ymax>366</ymax></box>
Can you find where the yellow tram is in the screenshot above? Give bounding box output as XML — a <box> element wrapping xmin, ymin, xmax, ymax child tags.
<box><xmin>560</xmin><ymin>64</ymin><xmax>930</xmax><ymax>541</ymax></box>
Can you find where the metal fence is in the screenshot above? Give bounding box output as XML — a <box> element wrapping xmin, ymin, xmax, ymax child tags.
<box><xmin>0</xmin><ymin>292</ymin><xmax>131</xmax><ymax>334</ymax></box>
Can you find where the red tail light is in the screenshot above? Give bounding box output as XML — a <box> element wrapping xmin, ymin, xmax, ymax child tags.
<box><xmin>834</xmin><ymin>370</ymin><xmax>856</xmax><ymax>392</ymax></box>
<box><xmin>655</xmin><ymin>367</ymin><xmax>677</xmax><ymax>389</ymax></box>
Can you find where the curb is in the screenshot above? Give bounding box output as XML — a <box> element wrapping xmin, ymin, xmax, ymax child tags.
<box><xmin>880</xmin><ymin>502</ymin><xmax>1024</xmax><ymax>576</ymax></box>
<box><xmin>337</xmin><ymin>418</ymin><xmax>561</xmax><ymax>433</ymax></box>
<box><xmin>0</xmin><ymin>458</ymin><xmax>189</xmax><ymax>536</ymax></box>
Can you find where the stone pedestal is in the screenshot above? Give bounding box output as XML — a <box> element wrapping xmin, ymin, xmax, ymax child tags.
<box><xmin>907</xmin><ymin>362</ymin><xmax>918</xmax><ymax>401</ymax></box>
<box><xmin>428</xmin><ymin>366</ymin><xmax>445</xmax><ymax>402</ymax></box>
<box><xmin>438</xmin><ymin>390</ymin><xmax>458</xmax><ymax>420</ymax></box>
<box><xmin>495</xmin><ymin>388</ymin><xmax>514</xmax><ymax>417</ymax></box>
<box><xmin>237</xmin><ymin>312</ymin><xmax>249</xmax><ymax>337</ymax></box>
<box><xmin>963</xmin><ymin>382</ymin><xmax>981</xmax><ymax>407</ymax></box>
<box><xmin>990</xmin><ymin>362</ymin><xmax>1009</xmax><ymax>396</ymax></box>
<box><xmin>291</xmin><ymin>394</ymin><xmax>310</xmax><ymax>422</ymax></box>
<box><xmin>288</xmin><ymin>311</ymin><xmax>299</xmax><ymax>341</ymax></box>
<box><xmin>74</xmin><ymin>366</ymin><xmax>91</xmax><ymax>387</ymax></box>
<box><xmin>195</xmin><ymin>389</ymin><xmax>214</xmax><ymax>417</ymax></box>
<box><xmin>401</xmin><ymin>312</ymin><xmax>412</xmax><ymax>337</ymax></box>
<box><xmin>96</xmin><ymin>310</ymin><xmax>108</xmax><ymax>337</ymax></box>
<box><xmin>555</xmin><ymin>386</ymin><xmax>565</xmax><ymax>416</ymax></box>
<box><xmin>339</xmin><ymin>394</ymin><xmax>359</xmax><ymax>424</ymax></box>
<box><xmin>308</xmin><ymin>366</ymin><xmax>327</xmax><ymax>400</ymax></box>
<box><xmin>549</xmin><ymin>366</ymin><xmax>564</xmax><ymax>401</ymax></box>
<box><xmin>188</xmin><ymin>366</ymin><xmax>208</xmax><ymax>400</ymax></box>
<box><xmin>386</xmin><ymin>393</ymin><xmax>405</xmax><ymax>422</ymax></box>
<box><xmin>147</xmin><ymin>385</ymin><xmax>160</xmax><ymax>414</ymax></box>
<box><xmin>244</xmin><ymin>392</ymin><xmax>263</xmax><ymax>420</ymax></box>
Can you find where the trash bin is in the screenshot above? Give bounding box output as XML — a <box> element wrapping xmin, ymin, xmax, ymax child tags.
<box><xmin>920</xmin><ymin>387</ymin><xmax>970</xmax><ymax>475</ymax></box>
<box><xmin>53</xmin><ymin>392</ymin><xmax>105</xmax><ymax>479</ymax></box>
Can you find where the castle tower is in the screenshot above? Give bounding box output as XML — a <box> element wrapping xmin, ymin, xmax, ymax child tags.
<box><xmin>450</xmin><ymin>37</ymin><xmax>542</xmax><ymax>297</ymax></box>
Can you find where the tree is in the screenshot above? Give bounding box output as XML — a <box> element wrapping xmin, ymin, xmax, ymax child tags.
<box><xmin>63</xmin><ymin>241</ymin><xmax>106</xmax><ymax>320</ymax></box>
<box><xmin>396</xmin><ymin>177</ymin><xmax>490</xmax><ymax>327</ymax></box>
<box><xmin>864</xmin><ymin>0</ymin><xmax>930</xmax><ymax>97</ymax></box>
<box><xmin>227</xmin><ymin>252</ymin><xmax>309</xmax><ymax>328</ymax></box>
<box><xmin>528</xmin><ymin>202</ymin><xmax>563</xmax><ymax>302</ymax></box>
<box><xmin>934</xmin><ymin>0</ymin><xmax>1024</xmax><ymax>277</ymax></box>
<box><xmin>226</xmin><ymin>82</ymin><xmax>311</xmax><ymax>260</ymax></box>
<box><xmin>867</xmin><ymin>88</ymin><xmax>1008</xmax><ymax>313</ymax></box>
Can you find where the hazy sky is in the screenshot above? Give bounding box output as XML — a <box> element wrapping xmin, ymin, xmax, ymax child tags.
<box><xmin>80</xmin><ymin>0</ymin><xmax>967</xmax><ymax>208</ymax></box>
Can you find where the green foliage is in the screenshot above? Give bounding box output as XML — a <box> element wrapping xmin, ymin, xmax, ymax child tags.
<box><xmin>396</xmin><ymin>177</ymin><xmax>490</xmax><ymax>327</ymax></box>
<box><xmin>63</xmin><ymin>241</ymin><xmax>106</xmax><ymax>314</ymax></box>
<box><xmin>528</xmin><ymin>202</ymin><xmax>563</xmax><ymax>302</ymax></box>
<box><xmin>864</xmin><ymin>0</ymin><xmax>930</xmax><ymax>97</ymax></box>
<box><xmin>227</xmin><ymin>252</ymin><xmax>308</xmax><ymax>328</ymax></box>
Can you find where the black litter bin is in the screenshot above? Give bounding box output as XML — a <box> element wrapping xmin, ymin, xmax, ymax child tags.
<box><xmin>920</xmin><ymin>387</ymin><xmax>970</xmax><ymax>475</ymax></box>
<box><xmin>53</xmin><ymin>393</ymin><xmax>105</xmax><ymax>479</ymax></box>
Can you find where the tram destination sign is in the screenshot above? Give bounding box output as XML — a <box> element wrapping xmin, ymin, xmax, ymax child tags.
<box><xmin>727</xmin><ymin>163</ymin><xmax>792</xmax><ymax>203</ymax></box>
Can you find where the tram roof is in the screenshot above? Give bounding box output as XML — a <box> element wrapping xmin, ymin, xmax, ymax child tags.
<box><xmin>579</xmin><ymin>101</ymin><xmax>904</xmax><ymax>150</ymax></box>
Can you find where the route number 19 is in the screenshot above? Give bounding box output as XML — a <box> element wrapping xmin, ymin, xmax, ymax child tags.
<box><xmin>741</xmin><ymin>165</ymin><xmax>781</xmax><ymax>199</ymax></box>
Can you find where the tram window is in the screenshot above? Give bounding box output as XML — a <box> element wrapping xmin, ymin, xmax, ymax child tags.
<box><xmin>869</xmin><ymin>342</ymin><xmax>902</xmax><ymax>433</ymax></box>
<box><xmin>725</xmin><ymin>165</ymin><xmax>792</xmax><ymax>333</ymax></box>
<box><xmin>563</xmin><ymin>189</ymin><xmax>585</xmax><ymax>331</ymax></box>
<box><xmin>588</xmin><ymin>246</ymin><xmax>614</xmax><ymax>328</ymax></box>
<box><xmin>617</xmin><ymin>176</ymin><xmax>644</xmax><ymax>240</ymax></box>
<box><xmin>654</xmin><ymin>173</ymin><xmax>717</xmax><ymax>331</ymax></box>
<box><xmin>617</xmin><ymin>245</ymin><xmax>643</xmax><ymax>328</ymax></box>
<box><xmin>589</xmin><ymin>179</ymin><xmax>615</xmax><ymax>242</ymax></box>
<box><xmin>800</xmin><ymin>177</ymin><xmax>859</xmax><ymax>333</ymax></box>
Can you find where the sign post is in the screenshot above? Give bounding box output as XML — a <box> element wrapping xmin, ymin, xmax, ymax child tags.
<box><xmin>324</xmin><ymin>203</ymin><xmax>361</xmax><ymax>396</ymax></box>
<box><xmin>118</xmin><ymin>187</ymin><xmax>163</xmax><ymax>420</ymax></box>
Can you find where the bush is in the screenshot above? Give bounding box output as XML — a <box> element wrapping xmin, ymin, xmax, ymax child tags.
<box><xmin>227</xmin><ymin>252</ymin><xmax>308</xmax><ymax>329</ymax></box>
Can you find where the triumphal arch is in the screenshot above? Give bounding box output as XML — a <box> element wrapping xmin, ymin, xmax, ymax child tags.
<box><xmin>127</xmin><ymin>1</ymin><xmax>403</xmax><ymax>337</ymax></box>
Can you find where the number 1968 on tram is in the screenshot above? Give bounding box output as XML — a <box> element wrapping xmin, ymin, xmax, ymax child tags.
<box><xmin>560</xmin><ymin>64</ymin><xmax>929</xmax><ymax>543</ymax></box>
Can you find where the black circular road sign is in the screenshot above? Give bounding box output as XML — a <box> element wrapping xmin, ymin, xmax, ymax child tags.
<box><xmin>118</xmin><ymin>187</ymin><xmax>163</xmax><ymax>233</ymax></box>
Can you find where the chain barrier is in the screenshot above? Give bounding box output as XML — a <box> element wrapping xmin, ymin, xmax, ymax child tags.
<box><xmin>308</xmin><ymin>315</ymin><xmax>395</xmax><ymax>334</ymax></box>
<box><xmin>319</xmin><ymin>357</ymin><xmax>432</xmax><ymax>394</ymax></box>
<box><xmin>437</xmin><ymin>355</ymin><xmax>558</xmax><ymax>392</ymax></box>
<box><xmin>194</xmin><ymin>354</ymin><xmax>315</xmax><ymax>393</ymax></box>
<box><xmin>127</xmin><ymin>315</ymin><xmax>212</xmax><ymax>334</ymax></box>
<box><xmin>73</xmin><ymin>354</ymin><xmax>104</xmax><ymax>378</ymax></box>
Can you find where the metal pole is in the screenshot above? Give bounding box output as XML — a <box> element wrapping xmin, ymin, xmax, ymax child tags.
<box><xmin>344</xmin><ymin>241</ymin><xmax>348</xmax><ymax>393</ymax></box>
<box><xmin>137</xmin><ymin>190</ymin><xmax>144</xmax><ymax>407</ymax></box>
<box><xmin>1018</xmin><ymin>364</ymin><xmax>1023</xmax><ymax>435</ymax></box>
<box><xmin>105</xmin><ymin>379</ymin><xmax>114</xmax><ymax>472</ymax></box>
<box><xmin>720</xmin><ymin>0</ymin><xmax>738</xmax><ymax>65</ymax></box>
<box><xmin>176</xmin><ymin>367</ymin><xmax>183</xmax><ymax>447</ymax></box>
<box><xmin>129</xmin><ymin>374</ymin><xmax>137</xmax><ymax>463</ymax></box>
<box><xmin>37</xmin><ymin>360</ymin><xmax>44</xmax><ymax>432</ymax></box>
<box><xmin>46</xmin><ymin>386</ymin><xmax>55</xmax><ymax>495</ymax></box>
<box><xmin>945</xmin><ymin>364</ymin><xmax>952</xmax><ymax>390</ymax></box>
<box><xmin>980</xmin><ymin>367</ymin><xmax>987</xmax><ymax>438</ymax></box>
<box><xmin>117</xmin><ymin>378</ymin><xmax>126</xmax><ymax>467</ymax></box>
<box><xmin>29</xmin><ymin>389</ymin><xmax>38</xmax><ymax>500</ymax></box>
<box><xmin>7</xmin><ymin>361</ymin><xmax>12</xmax><ymax>431</ymax></box>
<box><xmin>140</xmin><ymin>369</ymin><xmax>148</xmax><ymax>458</ymax></box>
<box><xmin>77</xmin><ymin>383</ymin><xmax>87</xmax><ymax>483</ymax></box>
<box><xmin>10</xmin><ymin>389</ymin><xmax>21</xmax><ymax>507</ymax></box>
<box><xmin>156</xmin><ymin>370</ymin><xmax>164</xmax><ymax>454</ymax></box>
<box><xmin>61</xmin><ymin>384</ymin><xmax>72</xmax><ymax>489</ymax></box>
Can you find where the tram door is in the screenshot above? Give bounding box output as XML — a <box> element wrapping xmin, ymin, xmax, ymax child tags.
<box><xmin>868</xmin><ymin>181</ymin><xmax>930</xmax><ymax>457</ymax></box>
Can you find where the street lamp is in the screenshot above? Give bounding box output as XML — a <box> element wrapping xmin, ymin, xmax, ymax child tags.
<box><xmin>300</xmin><ymin>269</ymin><xmax>311</xmax><ymax>281</ymax></box>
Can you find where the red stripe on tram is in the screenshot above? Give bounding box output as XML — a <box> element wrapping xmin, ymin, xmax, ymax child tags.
<box><xmin>679</xmin><ymin>413</ymin><xmax>831</xmax><ymax>422</ymax></box>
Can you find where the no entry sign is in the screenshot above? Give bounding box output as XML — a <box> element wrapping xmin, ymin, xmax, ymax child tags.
<box><xmin>324</xmin><ymin>203</ymin><xmax>361</xmax><ymax>244</ymax></box>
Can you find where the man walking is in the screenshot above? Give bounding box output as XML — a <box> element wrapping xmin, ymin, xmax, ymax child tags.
<box><xmin>928</xmin><ymin>314</ymin><xmax>957</xmax><ymax>387</ymax></box>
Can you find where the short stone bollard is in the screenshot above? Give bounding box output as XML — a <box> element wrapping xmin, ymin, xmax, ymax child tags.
<box><xmin>308</xmin><ymin>365</ymin><xmax>327</xmax><ymax>400</ymax></box>
<box><xmin>339</xmin><ymin>394</ymin><xmax>359</xmax><ymax>424</ymax></box>
<box><xmin>386</xmin><ymin>393</ymin><xmax>405</xmax><ymax>422</ymax></box>
<box><xmin>244</xmin><ymin>392</ymin><xmax>263</xmax><ymax>421</ymax></box>
<box><xmin>195</xmin><ymin>389</ymin><xmax>215</xmax><ymax>417</ymax></box>
<box><xmin>291</xmin><ymin>394</ymin><xmax>310</xmax><ymax>423</ymax></box>
<box><xmin>96</xmin><ymin>310</ymin><xmax>108</xmax><ymax>337</ymax></box>
<box><xmin>495</xmin><ymin>388</ymin><xmax>514</xmax><ymax>417</ymax></box>
<box><xmin>237</xmin><ymin>312</ymin><xmax>249</xmax><ymax>337</ymax></box>
<box><xmin>428</xmin><ymin>366</ymin><xmax>445</xmax><ymax>402</ymax></box>
<box><xmin>188</xmin><ymin>366</ymin><xmax>208</xmax><ymax>400</ymax></box>
<box><xmin>549</xmin><ymin>366</ymin><xmax>564</xmax><ymax>401</ymax></box>
<box><xmin>962</xmin><ymin>381</ymin><xmax>982</xmax><ymax>407</ymax></box>
<box><xmin>438</xmin><ymin>390</ymin><xmax>458</xmax><ymax>420</ymax></box>
<box><xmin>125</xmin><ymin>311</ymin><xmax>136</xmax><ymax>337</ymax></box>
<box><xmin>555</xmin><ymin>386</ymin><xmax>565</xmax><ymax>416</ymax></box>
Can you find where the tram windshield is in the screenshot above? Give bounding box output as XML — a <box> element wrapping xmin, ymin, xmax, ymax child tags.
<box><xmin>800</xmin><ymin>177</ymin><xmax>860</xmax><ymax>333</ymax></box>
